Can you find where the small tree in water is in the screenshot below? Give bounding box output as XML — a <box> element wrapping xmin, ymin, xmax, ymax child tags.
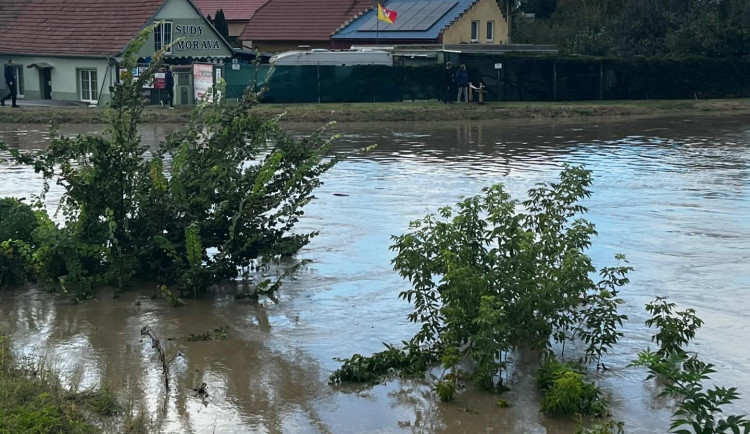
<box><xmin>331</xmin><ymin>165</ymin><xmax>630</xmax><ymax>405</ymax></box>
<box><xmin>0</xmin><ymin>25</ymin><xmax>343</xmax><ymax>301</ymax></box>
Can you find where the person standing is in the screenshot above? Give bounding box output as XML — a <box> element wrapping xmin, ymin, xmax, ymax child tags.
<box><xmin>456</xmin><ymin>64</ymin><xmax>469</xmax><ymax>102</ymax></box>
<box><xmin>164</xmin><ymin>65</ymin><xmax>175</xmax><ymax>109</ymax></box>
<box><xmin>442</xmin><ymin>62</ymin><xmax>455</xmax><ymax>104</ymax></box>
<box><xmin>2</xmin><ymin>59</ymin><xmax>19</xmax><ymax>107</ymax></box>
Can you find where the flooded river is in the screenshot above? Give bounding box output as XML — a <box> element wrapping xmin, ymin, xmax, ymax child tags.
<box><xmin>1</xmin><ymin>113</ymin><xmax>749</xmax><ymax>433</ymax></box>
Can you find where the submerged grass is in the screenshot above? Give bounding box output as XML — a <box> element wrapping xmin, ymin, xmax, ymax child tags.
<box><xmin>1</xmin><ymin>98</ymin><xmax>749</xmax><ymax>124</ymax></box>
<box><xmin>0</xmin><ymin>335</ymin><xmax>98</xmax><ymax>433</ymax></box>
<box><xmin>0</xmin><ymin>335</ymin><xmax>149</xmax><ymax>433</ymax></box>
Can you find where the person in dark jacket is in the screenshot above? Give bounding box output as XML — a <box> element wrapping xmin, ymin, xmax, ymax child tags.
<box><xmin>2</xmin><ymin>59</ymin><xmax>18</xmax><ymax>107</ymax></box>
<box><xmin>442</xmin><ymin>62</ymin><xmax>455</xmax><ymax>104</ymax></box>
<box><xmin>163</xmin><ymin>65</ymin><xmax>175</xmax><ymax>109</ymax></box>
<box><xmin>456</xmin><ymin>64</ymin><xmax>469</xmax><ymax>102</ymax></box>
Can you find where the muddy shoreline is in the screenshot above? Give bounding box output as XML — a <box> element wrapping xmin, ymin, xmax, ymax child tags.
<box><xmin>0</xmin><ymin>99</ymin><xmax>749</xmax><ymax>124</ymax></box>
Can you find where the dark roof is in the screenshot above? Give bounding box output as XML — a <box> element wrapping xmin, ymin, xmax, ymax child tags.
<box><xmin>241</xmin><ymin>0</ymin><xmax>372</xmax><ymax>42</ymax></box>
<box><xmin>0</xmin><ymin>0</ymin><xmax>164</xmax><ymax>57</ymax></box>
<box><xmin>333</xmin><ymin>0</ymin><xmax>479</xmax><ymax>41</ymax></box>
<box><xmin>193</xmin><ymin>0</ymin><xmax>270</xmax><ymax>21</ymax></box>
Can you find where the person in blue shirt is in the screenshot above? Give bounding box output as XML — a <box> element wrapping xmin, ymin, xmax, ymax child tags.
<box><xmin>456</xmin><ymin>64</ymin><xmax>469</xmax><ymax>102</ymax></box>
<box><xmin>2</xmin><ymin>59</ymin><xmax>19</xmax><ymax>107</ymax></box>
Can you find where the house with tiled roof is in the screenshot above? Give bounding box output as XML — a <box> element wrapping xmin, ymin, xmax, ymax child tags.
<box><xmin>0</xmin><ymin>0</ymin><xmax>233</xmax><ymax>105</ymax></box>
<box><xmin>240</xmin><ymin>0</ymin><xmax>373</xmax><ymax>52</ymax></box>
<box><xmin>331</xmin><ymin>0</ymin><xmax>509</xmax><ymax>48</ymax></box>
<box><xmin>192</xmin><ymin>0</ymin><xmax>271</xmax><ymax>44</ymax></box>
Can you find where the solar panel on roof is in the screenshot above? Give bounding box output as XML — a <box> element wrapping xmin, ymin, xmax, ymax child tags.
<box><xmin>358</xmin><ymin>1</ymin><xmax>457</xmax><ymax>32</ymax></box>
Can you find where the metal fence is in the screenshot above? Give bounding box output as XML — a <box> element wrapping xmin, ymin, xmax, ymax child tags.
<box><xmin>222</xmin><ymin>56</ymin><xmax>750</xmax><ymax>103</ymax></box>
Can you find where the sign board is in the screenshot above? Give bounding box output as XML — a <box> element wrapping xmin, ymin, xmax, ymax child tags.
<box><xmin>494</xmin><ymin>63</ymin><xmax>502</xmax><ymax>70</ymax></box>
<box><xmin>193</xmin><ymin>64</ymin><xmax>213</xmax><ymax>102</ymax></box>
<box><xmin>232</xmin><ymin>63</ymin><xmax>240</xmax><ymax>70</ymax></box>
<box><xmin>153</xmin><ymin>72</ymin><xmax>165</xmax><ymax>89</ymax></box>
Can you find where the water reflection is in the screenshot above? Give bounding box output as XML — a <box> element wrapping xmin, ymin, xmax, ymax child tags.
<box><xmin>1</xmin><ymin>113</ymin><xmax>749</xmax><ymax>433</ymax></box>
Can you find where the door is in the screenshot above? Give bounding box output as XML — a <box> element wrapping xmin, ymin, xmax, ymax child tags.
<box><xmin>40</xmin><ymin>69</ymin><xmax>52</xmax><ymax>99</ymax></box>
<box><xmin>176</xmin><ymin>72</ymin><xmax>193</xmax><ymax>105</ymax></box>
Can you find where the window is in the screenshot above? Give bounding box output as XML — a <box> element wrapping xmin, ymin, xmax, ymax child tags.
<box><xmin>154</xmin><ymin>21</ymin><xmax>173</xmax><ymax>54</ymax></box>
<box><xmin>470</xmin><ymin>20</ymin><xmax>479</xmax><ymax>42</ymax></box>
<box><xmin>79</xmin><ymin>69</ymin><xmax>98</xmax><ymax>103</ymax></box>
<box><xmin>12</xmin><ymin>65</ymin><xmax>24</xmax><ymax>97</ymax></box>
<box><xmin>486</xmin><ymin>20</ymin><xmax>495</xmax><ymax>42</ymax></box>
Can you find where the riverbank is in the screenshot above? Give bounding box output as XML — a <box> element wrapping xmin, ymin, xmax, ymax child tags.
<box><xmin>1</xmin><ymin>99</ymin><xmax>749</xmax><ymax>124</ymax></box>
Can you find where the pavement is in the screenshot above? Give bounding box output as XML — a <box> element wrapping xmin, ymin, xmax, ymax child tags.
<box><xmin>1</xmin><ymin>99</ymin><xmax>92</xmax><ymax>108</ymax></box>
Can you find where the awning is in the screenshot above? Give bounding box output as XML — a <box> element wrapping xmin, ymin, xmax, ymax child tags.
<box><xmin>27</xmin><ymin>62</ymin><xmax>53</xmax><ymax>69</ymax></box>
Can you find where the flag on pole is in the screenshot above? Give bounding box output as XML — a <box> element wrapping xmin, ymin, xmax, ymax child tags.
<box><xmin>377</xmin><ymin>3</ymin><xmax>398</xmax><ymax>24</ymax></box>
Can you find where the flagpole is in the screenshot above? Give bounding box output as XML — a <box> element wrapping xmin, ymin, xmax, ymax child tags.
<box><xmin>376</xmin><ymin>7</ymin><xmax>379</xmax><ymax>46</ymax></box>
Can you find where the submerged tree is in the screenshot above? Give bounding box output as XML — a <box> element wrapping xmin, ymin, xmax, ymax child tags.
<box><xmin>0</xmin><ymin>25</ymin><xmax>344</xmax><ymax>301</ymax></box>
<box><xmin>331</xmin><ymin>165</ymin><xmax>630</xmax><ymax>404</ymax></box>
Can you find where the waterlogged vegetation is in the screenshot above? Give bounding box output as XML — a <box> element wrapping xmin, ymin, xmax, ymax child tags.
<box><xmin>0</xmin><ymin>335</ymin><xmax>149</xmax><ymax>433</ymax></box>
<box><xmin>331</xmin><ymin>166</ymin><xmax>629</xmax><ymax>412</ymax></box>
<box><xmin>0</xmin><ymin>28</ymin><xmax>346</xmax><ymax>303</ymax></box>
<box><xmin>331</xmin><ymin>166</ymin><xmax>750</xmax><ymax>433</ymax></box>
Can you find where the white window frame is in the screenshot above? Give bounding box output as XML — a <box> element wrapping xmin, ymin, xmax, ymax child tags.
<box><xmin>486</xmin><ymin>20</ymin><xmax>495</xmax><ymax>42</ymax></box>
<box><xmin>12</xmin><ymin>65</ymin><xmax>24</xmax><ymax>98</ymax></box>
<box><xmin>79</xmin><ymin>69</ymin><xmax>98</xmax><ymax>103</ymax></box>
<box><xmin>470</xmin><ymin>20</ymin><xmax>479</xmax><ymax>42</ymax></box>
<box><xmin>154</xmin><ymin>21</ymin><xmax>173</xmax><ymax>54</ymax></box>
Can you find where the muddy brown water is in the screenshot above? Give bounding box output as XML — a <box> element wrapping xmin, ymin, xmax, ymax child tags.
<box><xmin>1</xmin><ymin>114</ymin><xmax>749</xmax><ymax>433</ymax></box>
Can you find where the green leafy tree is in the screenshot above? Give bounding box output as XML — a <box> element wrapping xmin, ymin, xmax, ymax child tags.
<box><xmin>0</xmin><ymin>24</ymin><xmax>343</xmax><ymax>301</ymax></box>
<box><xmin>332</xmin><ymin>166</ymin><xmax>629</xmax><ymax>401</ymax></box>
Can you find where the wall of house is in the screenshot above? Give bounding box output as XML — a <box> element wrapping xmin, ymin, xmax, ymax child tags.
<box><xmin>0</xmin><ymin>56</ymin><xmax>114</xmax><ymax>103</ymax></box>
<box><xmin>443</xmin><ymin>0</ymin><xmax>508</xmax><ymax>45</ymax></box>
<box><xmin>228</xmin><ymin>22</ymin><xmax>246</xmax><ymax>38</ymax></box>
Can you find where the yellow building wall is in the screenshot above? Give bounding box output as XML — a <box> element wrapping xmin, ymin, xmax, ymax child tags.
<box><xmin>442</xmin><ymin>0</ymin><xmax>508</xmax><ymax>44</ymax></box>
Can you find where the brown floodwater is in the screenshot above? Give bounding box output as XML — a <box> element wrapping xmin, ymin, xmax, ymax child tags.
<box><xmin>1</xmin><ymin>113</ymin><xmax>749</xmax><ymax>433</ymax></box>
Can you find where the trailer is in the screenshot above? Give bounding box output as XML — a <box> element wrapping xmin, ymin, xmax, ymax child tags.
<box><xmin>269</xmin><ymin>48</ymin><xmax>393</xmax><ymax>67</ymax></box>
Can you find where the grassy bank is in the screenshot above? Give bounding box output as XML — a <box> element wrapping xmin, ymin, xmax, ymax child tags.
<box><xmin>0</xmin><ymin>335</ymin><xmax>146</xmax><ymax>433</ymax></box>
<box><xmin>1</xmin><ymin>99</ymin><xmax>750</xmax><ymax>124</ymax></box>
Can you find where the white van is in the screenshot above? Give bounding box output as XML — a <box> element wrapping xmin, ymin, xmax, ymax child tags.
<box><xmin>269</xmin><ymin>48</ymin><xmax>393</xmax><ymax>67</ymax></box>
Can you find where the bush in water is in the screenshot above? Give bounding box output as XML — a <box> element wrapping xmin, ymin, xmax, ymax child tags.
<box><xmin>0</xmin><ymin>26</ymin><xmax>345</xmax><ymax>302</ymax></box>
<box><xmin>331</xmin><ymin>165</ymin><xmax>629</xmax><ymax>416</ymax></box>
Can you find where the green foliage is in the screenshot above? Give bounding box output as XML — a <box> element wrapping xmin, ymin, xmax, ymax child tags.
<box><xmin>0</xmin><ymin>336</ymin><xmax>100</xmax><ymax>433</ymax></box>
<box><xmin>185</xmin><ymin>325</ymin><xmax>230</xmax><ymax>342</ymax></box>
<box><xmin>435</xmin><ymin>379</ymin><xmax>456</xmax><ymax>402</ymax></box>
<box><xmin>645</xmin><ymin>296</ymin><xmax>703</xmax><ymax>357</ymax></box>
<box><xmin>537</xmin><ymin>356</ymin><xmax>607</xmax><ymax>417</ymax></box>
<box><xmin>513</xmin><ymin>0</ymin><xmax>750</xmax><ymax>58</ymax></box>
<box><xmin>0</xmin><ymin>198</ymin><xmax>38</xmax><ymax>243</ymax></box>
<box><xmin>0</xmin><ymin>26</ymin><xmax>342</xmax><ymax>301</ymax></box>
<box><xmin>212</xmin><ymin>9</ymin><xmax>230</xmax><ymax>40</ymax></box>
<box><xmin>579</xmin><ymin>257</ymin><xmax>630</xmax><ymax>369</ymax></box>
<box><xmin>329</xmin><ymin>343</ymin><xmax>438</xmax><ymax>384</ymax></box>
<box><xmin>332</xmin><ymin>166</ymin><xmax>628</xmax><ymax>413</ymax></box>
<box><xmin>575</xmin><ymin>419</ymin><xmax>625</xmax><ymax>434</ymax></box>
<box><xmin>632</xmin><ymin>299</ymin><xmax>750</xmax><ymax>434</ymax></box>
<box><xmin>666</xmin><ymin>355</ymin><xmax>750</xmax><ymax>434</ymax></box>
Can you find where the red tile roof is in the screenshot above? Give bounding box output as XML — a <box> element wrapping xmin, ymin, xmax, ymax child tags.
<box><xmin>0</xmin><ymin>0</ymin><xmax>164</xmax><ymax>57</ymax></box>
<box><xmin>193</xmin><ymin>0</ymin><xmax>270</xmax><ymax>21</ymax></box>
<box><xmin>241</xmin><ymin>0</ymin><xmax>372</xmax><ymax>42</ymax></box>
